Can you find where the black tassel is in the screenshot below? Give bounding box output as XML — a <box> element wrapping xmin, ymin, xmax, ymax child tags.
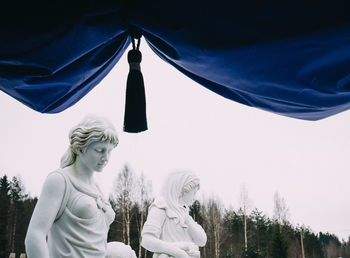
<box><xmin>123</xmin><ymin>34</ymin><xmax>148</xmax><ymax>133</ymax></box>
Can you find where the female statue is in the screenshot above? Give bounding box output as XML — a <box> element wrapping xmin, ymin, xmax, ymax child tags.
<box><xmin>141</xmin><ymin>171</ymin><xmax>207</xmax><ymax>258</ymax></box>
<box><xmin>25</xmin><ymin>115</ymin><xmax>136</xmax><ymax>258</ymax></box>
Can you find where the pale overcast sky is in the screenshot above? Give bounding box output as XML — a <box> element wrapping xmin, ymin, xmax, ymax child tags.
<box><xmin>1</xmin><ymin>41</ymin><xmax>350</xmax><ymax>240</ymax></box>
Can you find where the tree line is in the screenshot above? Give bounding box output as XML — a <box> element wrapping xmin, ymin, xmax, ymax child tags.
<box><xmin>1</xmin><ymin>167</ymin><xmax>349</xmax><ymax>258</ymax></box>
<box><xmin>0</xmin><ymin>175</ymin><xmax>37</xmax><ymax>257</ymax></box>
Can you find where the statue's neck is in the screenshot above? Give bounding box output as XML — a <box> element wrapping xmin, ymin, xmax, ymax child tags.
<box><xmin>71</xmin><ymin>160</ymin><xmax>95</xmax><ymax>186</ymax></box>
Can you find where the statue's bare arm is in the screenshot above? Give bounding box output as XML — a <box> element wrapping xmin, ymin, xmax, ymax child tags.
<box><xmin>142</xmin><ymin>233</ymin><xmax>192</xmax><ymax>258</ymax></box>
<box><xmin>141</xmin><ymin>207</ymin><xmax>191</xmax><ymax>258</ymax></box>
<box><xmin>25</xmin><ymin>172</ymin><xmax>65</xmax><ymax>258</ymax></box>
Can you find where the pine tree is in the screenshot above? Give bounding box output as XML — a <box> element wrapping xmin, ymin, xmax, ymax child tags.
<box><xmin>250</xmin><ymin>208</ymin><xmax>271</xmax><ymax>257</ymax></box>
<box><xmin>0</xmin><ymin>175</ymin><xmax>11</xmax><ymax>258</ymax></box>
<box><xmin>241</xmin><ymin>243</ymin><xmax>264</xmax><ymax>258</ymax></box>
<box><xmin>271</xmin><ymin>227</ymin><xmax>288</xmax><ymax>258</ymax></box>
<box><xmin>8</xmin><ymin>176</ymin><xmax>27</xmax><ymax>254</ymax></box>
<box><xmin>222</xmin><ymin>209</ymin><xmax>245</xmax><ymax>258</ymax></box>
<box><xmin>189</xmin><ymin>200</ymin><xmax>203</xmax><ymax>225</ymax></box>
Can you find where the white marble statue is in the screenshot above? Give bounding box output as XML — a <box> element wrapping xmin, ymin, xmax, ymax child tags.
<box><xmin>25</xmin><ymin>115</ymin><xmax>136</xmax><ymax>258</ymax></box>
<box><xmin>141</xmin><ymin>171</ymin><xmax>207</xmax><ymax>258</ymax></box>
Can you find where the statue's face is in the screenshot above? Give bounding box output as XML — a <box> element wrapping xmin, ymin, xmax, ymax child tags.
<box><xmin>180</xmin><ymin>187</ymin><xmax>198</xmax><ymax>206</ymax></box>
<box><xmin>79</xmin><ymin>141</ymin><xmax>115</xmax><ymax>172</ymax></box>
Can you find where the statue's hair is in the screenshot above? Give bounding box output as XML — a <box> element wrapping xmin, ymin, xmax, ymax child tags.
<box><xmin>160</xmin><ymin>171</ymin><xmax>200</xmax><ymax>225</ymax></box>
<box><xmin>182</xmin><ymin>178</ymin><xmax>200</xmax><ymax>194</ymax></box>
<box><xmin>60</xmin><ymin>115</ymin><xmax>118</xmax><ymax>168</ymax></box>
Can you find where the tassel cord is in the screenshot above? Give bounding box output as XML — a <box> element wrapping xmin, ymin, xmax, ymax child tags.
<box><xmin>123</xmin><ymin>29</ymin><xmax>148</xmax><ymax>133</ymax></box>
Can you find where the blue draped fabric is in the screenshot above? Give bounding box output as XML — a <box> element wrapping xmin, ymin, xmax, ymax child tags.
<box><xmin>1</xmin><ymin>0</ymin><xmax>350</xmax><ymax>120</ymax></box>
<box><xmin>0</xmin><ymin>2</ymin><xmax>130</xmax><ymax>113</ymax></box>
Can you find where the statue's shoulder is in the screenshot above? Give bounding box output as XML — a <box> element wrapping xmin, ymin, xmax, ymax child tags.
<box><xmin>47</xmin><ymin>168</ymin><xmax>72</xmax><ymax>184</ymax></box>
<box><xmin>151</xmin><ymin>197</ymin><xmax>167</xmax><ymax>210</ymax></box>
<box><xmin>38</xmin><ymin>169</ymin><xmax>67</xmax><ymax>216</ymax></box>
<box><xmin>150</xmin><ymin>197</ymin><xmax>177</xmax><ymax>220</ymax></box>
<box><xmin>44</xmin><ymin>168</ymin><xmax>72</xmax><ymax>221</ymax></box>
<box><xmin>41</xmin><ymin>169</ymin><xmax>73</xmax><ymax>201</ymax></box>
<box><xmin>45</xmin><ymin>169</ymin><xmax>66</xmax><ymax>187</ymax></box>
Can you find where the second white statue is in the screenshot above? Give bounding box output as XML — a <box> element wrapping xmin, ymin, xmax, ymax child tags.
<box><xmin>141</xmin><ymin>171</ymin><xmax>207</xmax><ymax>258</ymax></box>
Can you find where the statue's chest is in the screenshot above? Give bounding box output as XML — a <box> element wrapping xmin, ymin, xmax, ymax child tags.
<box><xmin>161</xmin><ymin>218</ymin><xmax>192</xmax><ymax>242</ymax></box>
<box><xmin>68</xmin><ymin>192</ymin><xmax>100</xmax><ymax>219</ymax></box>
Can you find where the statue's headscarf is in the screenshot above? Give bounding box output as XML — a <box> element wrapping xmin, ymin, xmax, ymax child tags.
<box><xmin>157</xmin><ymin>171</ymin><xmax>200</xmax><ymax>227</ymax></box>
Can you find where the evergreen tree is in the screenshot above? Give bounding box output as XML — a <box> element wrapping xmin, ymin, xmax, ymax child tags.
<box><xmin>249</xmin><ymin>209</ymin><xmax>272</xmax><ymax>257</ymax></box>
<box><xmin>222</xmin><ymin>209</ymin><xmax>245</xmax><ymax>258</ymax></box>
<box><xmin>0</xmin><ymin>174</ymin><xmax>37</xmax><ymax>256</ymax></box>
<box><xmin>340</xmin><ymin>237</ymin><xmax>350</xmax><ymax>258</ymax></box>
<box><xmin>301</xmin><ymin>228</ymin><xmax>324</xmax><ymax>258</ymax></box>
<box><xmin>8</xmin><ymin>176</ymin><xmax>28</xmax><ymax>254</ymax></box>
<box><xmin>18</xmin><ymin>197</ymin><xmax>37</xmax><ymax>254</ymax></box>
<box><xmin>271</xmin><ymin>227</ymin><xmax>288</xmax><ymax>258</ymax></box>
<box><xmin>319</xmin><ymin>232</ymin><xmax>342</xmax><ymax>258</ymax></box>
<box><xmin>189</xmin><ymin>200</ymin><xmax>203</xmax><ymax>226</ymax></box>
<box><xmin>0</xmin><ymin>175</ymin><xmax>11</xmax><ymax>258</ymax></box>
<box><xmin>241</xmin><ymin>243</ymin><xmax>264</xmax><ymax>258</ymax></box>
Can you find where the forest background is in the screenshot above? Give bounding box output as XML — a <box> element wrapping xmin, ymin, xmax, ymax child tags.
<box><xmin>1</xmin><ymin>165</ymin><xmax>349</xmax><ymax>258</ymax></box>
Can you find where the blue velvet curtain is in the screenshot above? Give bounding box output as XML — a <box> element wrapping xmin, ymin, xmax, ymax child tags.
<box><xmin>1</xmin><ymin>0</ymin><xmax>350</xmax><ymax>120</ymax></box>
